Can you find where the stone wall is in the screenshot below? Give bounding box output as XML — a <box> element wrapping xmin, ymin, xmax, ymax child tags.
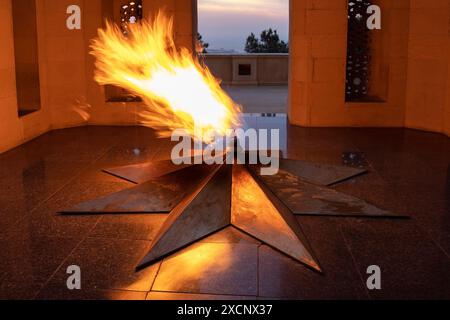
<box><xmin>289</xmin><ymin>0</ymin><xmax>410</xmax><ymax>128</ymax></box>
<box><xmin>289</xmin><ymin>0</ymin><xmax>450</xmax><ymax>136</ymax></box>
<box><xmin>204</xmin><ymin>54</ymin><xmax>289</xmax><ymax>85</ymax></box>
<box><xmin>0</xmin><ymin>0</ymin><xmax>196</xmax><ymax>153</ymax></box>
<box><xmin>0</xmin><ymin>0</ymin><xmax>23</xmax><ymax>152</ymax></box>
<box><xmin>404</xmin><ymin>0</ymin><xmax>450</xmax><ymax>135</ymax></box>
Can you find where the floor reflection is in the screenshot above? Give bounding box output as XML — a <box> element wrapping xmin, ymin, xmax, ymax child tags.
<box><xmin>239</xmin><ymin>113</ymin><xmax>287</xmax><ymax>155</ymax></box>
<box><xmin>0</xmin><ymin>125</ymin><xmax>448</xmax><ymax>299</ymax></box>
<box><xmin>152</xmin><ymin>241</ymin><xmax>258</xmax><ymax>296</ymax></box>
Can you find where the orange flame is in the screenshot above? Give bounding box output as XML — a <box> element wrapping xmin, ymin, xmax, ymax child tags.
<box><xmin>90</xmin><ymin>11</ymin><xmax>241</xmax><ymax>141</ymax></box>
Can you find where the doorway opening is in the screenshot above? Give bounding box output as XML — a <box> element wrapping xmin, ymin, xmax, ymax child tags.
<box><xmin>196</xmin><ymin>0</ymin><xmax>289</xmax><ymax>115</ymax></box>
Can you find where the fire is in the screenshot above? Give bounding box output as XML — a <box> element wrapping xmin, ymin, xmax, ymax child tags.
<box><xmin>90</xmin><ymin>11</ymin><xmax>241</xmax><ymax>141</ymax></box>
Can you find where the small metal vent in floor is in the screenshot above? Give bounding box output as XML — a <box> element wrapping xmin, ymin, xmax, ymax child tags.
<box><xmin>342</xmin><ymin>151</ymin><xmax>368</xmax><ymax>168</ymax></box>
<box><xmin>61</xmin><ymin>155</ymin><xmax>406</xmax><ymax>273</ymax></box>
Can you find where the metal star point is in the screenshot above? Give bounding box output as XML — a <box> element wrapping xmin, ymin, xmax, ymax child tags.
<box><xmin>61</xmin><ymin>156</ymin><xmax>406</xmax><ymax>273</ymax></box>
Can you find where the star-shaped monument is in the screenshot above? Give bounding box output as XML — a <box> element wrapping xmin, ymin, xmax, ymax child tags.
<box><xmin>61</xmin><ymin>154</ymin><xmax>406</xmax><ymax>273</ymax></box>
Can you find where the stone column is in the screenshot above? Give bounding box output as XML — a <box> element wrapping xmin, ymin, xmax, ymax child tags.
<box><xmin>142</xmin><ymin>0</ymin><xmax>197</xmax><ymax>51</ymax></box>
<box><xmin>0</xmin><ymin>0</ymin><xmax>23</xmax><ymax>152</ymax></box>
<box><xmin>289</xmin><ymin>0</ymin><xmax>348</xmax><ymax>127</ymax></box>
<box><xmin>405</xmin><ymin>0</ymin><xmax>450</xmax><ymax>135</ymax></box>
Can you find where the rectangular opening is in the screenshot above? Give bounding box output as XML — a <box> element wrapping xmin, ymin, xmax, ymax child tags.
<box><xmin>12</xmin><ymin>0</ymin><xmax>41</xmax><ymax>117</ymax></box>
<box><xmin>197</xmin><ymin>0</ymin><xmax>289</xmax><ymax>114</ymax></box>
<box><xmin>238</xmin><ymin>64</ymin><xmax>252</xmax><ymax>76</ymax></box>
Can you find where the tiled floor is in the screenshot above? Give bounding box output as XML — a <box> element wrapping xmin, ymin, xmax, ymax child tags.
<box><xmin>0</xmin><ymin>124</ymin><xmax>449</xmax><ymax>300</ymax></box>
<box><xmin>224</xmin><ymin>85</ymin><xmax>288</xmax><ymax>114</ymax></box>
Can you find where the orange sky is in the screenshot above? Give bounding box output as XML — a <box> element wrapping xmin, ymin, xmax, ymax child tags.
<box><xmin>198</xmin><ymin>0</ymin><xmax>289</xmax><ymax>52</ymax></box>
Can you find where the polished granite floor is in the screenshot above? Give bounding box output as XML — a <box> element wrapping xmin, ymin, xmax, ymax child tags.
<box><xmin>224</xmin><ymin>85</ymin><xmax>288</xmax><ymax>114</ymax></box>
<box><xmin>0</xmin><ymin>123</ymin><xmax>449</xmax><ymax>300</ymax></box>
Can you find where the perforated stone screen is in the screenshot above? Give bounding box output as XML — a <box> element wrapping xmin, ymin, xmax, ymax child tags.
<box><xmin>120</xmin><ymin>0</ymin><xmax>143</xmax><ymax>35</ymax></box>
<box><xmin>345</xmin><ymin>0</ymin><xmax>372</xmax><ymax>101</ymax></box>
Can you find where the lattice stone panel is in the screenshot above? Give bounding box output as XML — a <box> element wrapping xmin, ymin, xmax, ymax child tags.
<box><xmin>345</xmin><ymin>0</ymin><xmax>372</xmax><ymax>101</ymax></box>
<box><xmin>120</xmin><ymin>0</ymin><xmax>143</xmax><ymax>35</ymax></box>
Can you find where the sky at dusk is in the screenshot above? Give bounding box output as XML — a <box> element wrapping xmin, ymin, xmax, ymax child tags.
<box><xmin>198</xmin><ymin>0</ymin><xmax>289</xmax><ymax>52</ymax></box>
